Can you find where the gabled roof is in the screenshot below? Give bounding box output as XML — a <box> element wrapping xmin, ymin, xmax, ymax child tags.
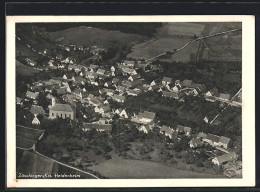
<box><xmin>219</xmin><ymin>93</ymin><xmax>230</xmax><ymax>100</ymax></box>
<box><xmin>127</xmin><ymin>89</ymin><xmax>140</xmax><ymax>95</ymax></box>
<box><xmin>197</xmin><ymin>132</ymin><xmax>208</xmax><ymax>139</ymax></box>
<box><xmin>83</xmin><ymin>123</ymin><xmax>112</xmax><ymax>131</ymax></box>
<box><xmin>57</xmin><ymin>88</ymin><xmax>67</xmax><ymax>95</ymax></box>
<box><xmin>139</xmin><ymin>124</ymin><xmax>151</xmax><ymax>132</ymax></box>
<box><xmin>162</xmin><ymin>91</ymin><xmax>182</xmax><ymax>98</ymax></box>
<box><xmin>113</xmin><ymin>94</ymin><xmax>125</xmax><ymax>101</ymax></box>
<box><xmin>30</xmin><ymin>105</ymin><xmax>45</xmax><ymax>115</ymax></box>
<box><xmin>131</xmin><ymin>79</ymin><xmax>143</xmax><ymax>87</ymax></box>
<box><xmin>209</xmin><ymin>87</ymin><xmax>218</xmax><ymax>95</ymax></box>
<box><xmin>122</xmin><ymin>67</ymin><xmax>136</xmax><ymax>73</ymax></box>
<box><xmin>100</xmin><ymin>105</ymin><xmax>111</xmax><ymax>112</ymax></box>
<box><xmin>112</xmin><ymin>78</ymin><xmax>119</xmax><ymax>83</ymax></box>
<box><xmin>103</xmin><ymin>88</ymin><xmax>115</xmax><ymax>94</ymax></box>
<box><xmin>192</xmin><ymin>83</ymin><xmax>206</xmax><ymax>92</ymax></box>
<box><xmin>219</xmin><ymin>136</ymin><xmax>231</xmax><ymax>145</ymax></box>
<box><xmin>131</xmin><ymin>74</ymin><xmax>141</xmax><ymax>80</ymax></box>
<box><xmin>26</xmin><ymin>91</ymin><xmax>39</xmax><ymax>99</ymax></box>
<box><xmin>215</xmin><ymin>152</ymin><xmax>237</xmax><ymax>164</ymax></box>
<box><xmin>49</xmin><ymin>104</ymin><xmax>74</xmax><ymax>112</ymax></box>
<box><xmin>160</xmin><ymin>125</ymin><xmax>174</xmax><ymax>135</ymax></box>
<box><xmin>162</xmin><ymin>77</ymin><xmax>172</xmax><ymax>83</ymax></box>
<box><xmin>189</xmin><ymin>138</ymin><xmax>203</xmax><ymax>147</ymax></box>
<box><xmin>89</xmin><ymin>64</ymin><xmax>99</xmax><ymax>69</ymax></box>
<box><xmin>138</xmin><ymin>111</ymin><xmax>155</xmax><ymax>120</ymax></box>
<box><xmin>176</xmin><ymin>125</ymin><xmax>192</xmax><ymax>133</ymax></box>
<box><xmin>182</xmin><ymin>79</ymin><xmax>193</xmax><ymax>87</ymax></box>
<box><xmin>205</xmin><ymin>134</ymin><xmax>220</xmax><ymax>143</ymax></box>
<box><xmin>97</xmin><ymin>68</ymin><xmax>106</xmax><ymax>74</ymax></box>
<box><xmin>123</xmin><ymin>60</ymin><xmax>135</xmax><ymax>65</ymax></box>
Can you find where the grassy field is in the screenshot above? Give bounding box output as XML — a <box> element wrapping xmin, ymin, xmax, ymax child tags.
<box><xmin>156</xmin><ymin>23</ymin><xmax>206</xmax><ymax>37</ymax></box>
<box><xmin>48</xmin><ymin>26</ymin><xmax>146</xmax><ymax>48</ymax></box>
<box><xmin>88</xmin><ymin>152</ymin><xmax>224</xmax><ymax>179</ymax></box>
<box><xmin>127</xmin><ymin>37</ymin><xmax>198</xmax><ymax>62</ymax></box>
<box><xmin>16</xmin><ymin>61</ymin><xmax>39</xmax><ymax>77</ymax></box>
<box><xmin>203</xmin><ymin>30</ymin><xmax>242</xmax><ymax>61</ymax></box>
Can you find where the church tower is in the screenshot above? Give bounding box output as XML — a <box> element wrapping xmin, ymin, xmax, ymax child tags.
<box><xmin>52</xmin><ymin>97</ymin><xmax>56</xmax><ymax>107</ymax></box>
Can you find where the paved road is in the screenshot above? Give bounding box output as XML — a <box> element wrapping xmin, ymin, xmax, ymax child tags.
<box><xmin>210</xmin><ymin>88</ymin><xmax>242</xmax><ymax>124</ymax></box>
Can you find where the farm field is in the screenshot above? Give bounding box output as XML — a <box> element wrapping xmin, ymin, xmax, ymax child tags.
<box><xmin>16</xmin><ymin>61</ymin><xmax>39</xmax><ymax>77</ymax></box>
<box><xmin>48</xmin><ymin>26</ymin><xmax>146</xmax><ymax>48</ymax></box>
<box><xmin>126</xmin><ymin>22</ymin><xmax>205</xmax><ymax>62</ymax></box>
<box><xmin>127</xmin><ymin>37</ymin><xmax>199</xmax><ymax>62</ymax></box>
<box><xmin>89</xmin><ymin>153</ymin><xmax>224</xmax><ymax>179</ymax></box>
<box><xmin>156</xmin><ymin>23</ymin><xmax>206</xmax><ymax>37</ymax></box>
<box><xmin>202</xmin><ymin>31</ymin><xmax>242</xmax><ymax>61</ymax></box>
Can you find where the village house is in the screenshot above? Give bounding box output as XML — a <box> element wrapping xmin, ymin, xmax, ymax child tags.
<box><xmin>32</xmin><ymin>115</ymin><xmax>41</xmax><ymax>125</ymax></box>
<box><xmin>114</xmin><ymin>108</ymin><xmax>128</xmax><ymax>118</ymax></box>
<box><xmin>102</xmin><ymin>88</ymin><xmax>115</xmax><ymax>96</ymax></box>
<box><xmin>88</xmin><ymin>64</ymin><xmax>99</xmax><ymax>72</ymax></box>
<box><xmin>212</xmin><ymin>152</ymin><xmax>237</xmax><ymax>166</ymax></box>
<box><xmin>128</xmin><ymin>74</ymin><xmax>141</xmax><ymax>82</ymax></box>
<box><xmin>88</xmin><ymin>95</ymin><xmax>103</xmax><ymax>107</ymax></box>
<box><xmin>138</xmin><ymin>124</ymin><xmax>152</xmax><ymax>134</ymax></box>
<box><xmin>121</xmin><ymin>80</ymin><xmax>132</xmax><ymax>88</ymax></box>
<box><xmin>126</xmin><ymin>89</ymin><xmax>140</xmax><ymax>96</ymax></box>
<box><xmin>122</xmin><ymin>60</ymin><xmax>135</xmax><ymax>67</ymax></box>
<box><xmin>160</xmin><ymin>125</ymin><xmax>174</xmax><ymax>139</ymax></box>
<box><xmin>130</xmin><ymin>79</ymin><xmax>143</xmax><ymax>88</ymax></box>
<box><xmin>94</xmin><ymin>105</ymin><xmax>111</xmax><ymax>114</ymax></box>
<box><xmin>176</xmin><ymin>125</ymin><xmax>192</xmax><ymax>136</ymax></box>
<box><xmin>121</xmin><ymin>67</ymin><xmax>137</xmax><ymax>76</ymax></box>
<box><xmin>189</xmin><ymin>138</ymin><xmax>203</xmax><ymax>149</ymax></box>
<box><xmin>97</xmin><ymin>68</ymin><xmax>106</xmax><ymax>75</ymax></box>
<box><xmin>68</xmin><ymin>64</ymin><xmax>81</xmax><ymax>72</ymax></box>
<box><xmin>25</xmin><ymin>58</ymin><xmax>37</xmax><ymax>66</ymax></box>
<box><xmin>218</xmin><ymin>93</ymin><xmax>231</xmax><ymax>102</ymax></box>
<box><xmin>162</xmin><ymin>91</ymin><xmax>183</xmax><ymax>100</ymax></box>
<box><xmin>49</xmin><ymin>97</ymin><xmax>74</xmax><ymax>120</ymax></box>
<box><xmin>16</xmin><ymin>97</ymin><xmax>23</xmax><ymax>105</ymax></box>
<box><xmin>112</xmin><ymin>78</ymin><xmax>119</xmax><ymax>85</ymax></box>
<box><xmin>203</xmin><ymin>133</ymin><xmax>220</xmax><ymax>146</ymax></box>
<box><xmin>85</xmin><ymin>71</ymin><xmax>98</xmax><ymax>80</ymax></box>
<box><xmin>26</xmin><ymin>91</ymin><xmax>39</xmax><ymax>100</ymax></box>
<box><xmin>111</xmin><ymin>94</ymin><xmax>125</xmax><ymax>103</ymax></box>
<box><xmin>191</xmin><ymin>84</ymin><xmax>206</xmax><ymax>95</ymax></box>
<box><xmin>116</xmin><ymin>85</ymin><xmax>126</xmax><ymax>93</ymax></box>
<box><xmin>57</xmin><ymin>87</ymin><xmax>67</xmax><ymax>95</ymax></box>
<box><xmin>181</xmin><ymin>79</ymin><xmax>193</xmax><ymax>87</ymax></box>
<box><xmin>216</xmin><ymin>136</ymin><xmax>231</xmax><ymax>149</ymax></box>
<box><xmin>104</xmin><ymin>100</ymin><xmax>109</xmax><ymax>105</ymax></box>
<box><xmin>132</xmin><ymin>111</ymin><xmax>156</xmax><ymax>124</ymax></box>
<box><xmin>82</xmin><ymin>123</ymin><xmax>112</xmax><ymax>132</ymax></box>
<box><xmin>206</xmin><ymin>87</ymin><xmax>218</xmax><ymax>97</ymax></box>
<box><xmin>197</xmin><ymin>132</ymin><xmax>208</xmax><ymax>140</ymax></box>
<box><xmin>104</xmin><ymin>81</ymin><xmax>112</xmax><ymax>88</ymax></box>
<box><xmin>162</xmin><ymin>77</ymin><xmax>172</xmax><ymax>86</ymax></box>
<box><xmin>111</xmin><ymin>66</ymin><xmax>116</xmax><ymax>72</ymax></box>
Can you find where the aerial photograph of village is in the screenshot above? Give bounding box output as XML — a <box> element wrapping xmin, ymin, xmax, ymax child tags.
<box><xmin>16</xmin><ymin>22</ymin><xmax>242</xmax><ymax>179</ymax></box>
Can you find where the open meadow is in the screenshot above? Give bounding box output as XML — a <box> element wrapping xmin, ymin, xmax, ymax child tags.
<box><xmin>48</xmin><ymin>26</ymin><xmax>146</xmax><ymax>48</ymax></box>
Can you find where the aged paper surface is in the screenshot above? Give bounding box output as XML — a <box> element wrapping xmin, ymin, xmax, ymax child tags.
<box><xmin>6</xmin><ymin>15</ymin><xmax>255</xmax><ymax>187</ymax></box>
